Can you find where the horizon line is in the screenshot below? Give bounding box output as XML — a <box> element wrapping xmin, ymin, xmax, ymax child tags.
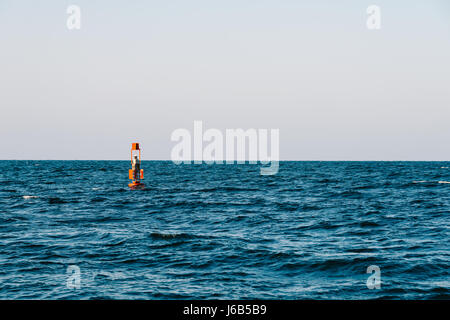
<box><xmin>0</xmin><ymin>159</ymin><xmax>448</xmax><ymax>162</ymax></box>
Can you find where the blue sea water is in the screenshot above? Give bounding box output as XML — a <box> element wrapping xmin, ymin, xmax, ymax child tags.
<box><xmin>0</xmin><ymin>161</ymin><xmax>449</xmax><ymax>299</ymax></box>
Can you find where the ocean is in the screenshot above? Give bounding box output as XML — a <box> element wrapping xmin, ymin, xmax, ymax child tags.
<box><xmin>0</xmin><ymin>161</ymin><xmax>448</xmax><ymax>299</ymax></box>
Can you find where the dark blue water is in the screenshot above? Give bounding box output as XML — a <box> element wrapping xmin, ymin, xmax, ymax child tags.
<box><xmin>0</xmin><ymin>161</ymin><xmax>449</xmax><ymax>299</ymax></box>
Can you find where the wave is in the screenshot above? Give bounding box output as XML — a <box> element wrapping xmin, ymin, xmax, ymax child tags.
<box><xmin>0</xmin><ymin>161</ymin><xmax>448</xmax><ymax>300</ymax></box>
<box><xmin>90</xmin><ymin>197</ymin><xmax>107</xmax><ymax>203</ymax></box>
<box><xmin>412</xmin><ymin>180</ymin><xmax>450</xmax><ymax>185</ymax></box>
<box><xmin>48</xmin><ymin>197</ymin><xmax>67</xmax><ymax>204</ymax></box>
<box><xmin>149</xmin><ymin>232</ymin><xmax>194</xmax><ymax>240</ymax></box>
<box><xmin>23</xmin><ymin>195</ymin><xmax>38</xmax><ymax>199</ymax></box>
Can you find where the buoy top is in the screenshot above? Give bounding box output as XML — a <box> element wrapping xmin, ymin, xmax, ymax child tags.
<box><xmin>132</xmin><ymin>143</ymin><xmax>140</xmax><ymax>150</ymax></box>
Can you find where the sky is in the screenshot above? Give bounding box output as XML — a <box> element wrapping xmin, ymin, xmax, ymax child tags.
<box><xmin>0</xmin><ymin>0</ymin><xmax>449</xmax><ymax>160</ymax></box>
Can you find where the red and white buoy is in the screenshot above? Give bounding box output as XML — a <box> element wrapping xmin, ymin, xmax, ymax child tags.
<box><xmin>128</xmin><ymin>143</ymin><xmax>145</xmax><ymax>190</ymax></box>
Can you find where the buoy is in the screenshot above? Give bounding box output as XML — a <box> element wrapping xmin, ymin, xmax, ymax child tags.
<box><xmin>128</xmin><ymin>143</ymin><xmax>145</xmax><ymax>190</ymax></box>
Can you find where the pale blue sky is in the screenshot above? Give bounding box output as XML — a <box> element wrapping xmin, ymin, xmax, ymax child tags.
<box><xmin>0</xmin><ymin>0</ymin><xmax>449</xmax><ymax>160</ymax></box>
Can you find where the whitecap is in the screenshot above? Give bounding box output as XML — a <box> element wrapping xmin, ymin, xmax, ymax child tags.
<box><xmin>438</xmin><ymin>181</ymin><xmax>450</xmax><ymax>184</ymax></box>
<box><xmin>23</xmin><ymin>195</ymin><xmax>38</xmax><ymax>199</ymax></box>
